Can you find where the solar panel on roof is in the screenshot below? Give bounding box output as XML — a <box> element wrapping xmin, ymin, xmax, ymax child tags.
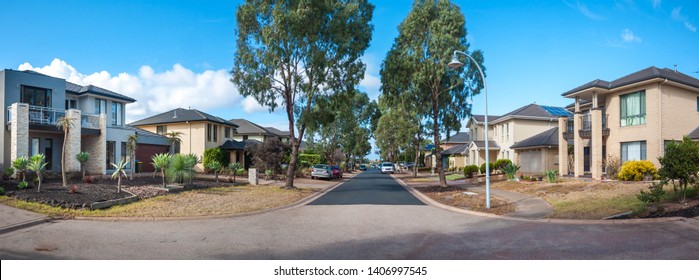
<box><xmin>541</xmin><ymin>105</ymin><xmax>572</xmax><ymax>117</ymax></box>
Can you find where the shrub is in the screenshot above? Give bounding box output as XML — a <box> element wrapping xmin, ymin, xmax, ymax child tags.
<box><xmin>203</xmin><ymin>148</ymin><xmax>228</xmax><ymax>172</ymax></box>
<box><xmin>299</xmin><ymin>154</ymin><xmax>322</xmax><ymax>166</ymax></box>
<box><xmin>618</xmin><ymin>160</ymin><xmax>657</xmax><ymax>181</ymax></box>
<box><xmin>167</xmin><ymin>154</ymin><xmax>196</xmax><ymax>184</ymax></box>
<box><xmin>12</xmin><ymin>156</ymin><xmax>29</xmax><ymax>182</ymax></box>
<box><xmin>205</xmin><ymin>160</ymin><xmax>223</xmax><ymax>183</ymax></box>
<box><xmin>463</xmin><ymin>165</ymin><xmax>479</xmax><ymax>178</ymax></box>
<box><xmin>3</xmin><ymin>167</ymin><xmax>14</xmax><ymax>180</ymax></box>
<box><xmin>658</xmin><ymin>137</ymin><xmax>699</xmax><ymax>203</ymax></box>
<box><xmin>479</xmin><ymin>162</ymin><xmax>496</xmax><ymax>175</ymax></box>
<box><xmin>494</xmin><ymin>159</ymin><xmax>512</xmax><ymax>171</ymax></box>
<box><xmin>637</xmin><ymin>182</ymin><xmax>666</xmax><ymax>205</ymax></box>
<box><xmin>544</xmin><ymin>169</ymin><xmax>558</xmax><ymax>183</ymax></box>
<box><xmin>500</xmin><ymin>163</ymin><xmax>520</xmax><ymax>180</ymax></box>
<box><xmin>265</xmin><ymin>169</ymin><xmax>274</xmax><ymax>180</ymax></box>
<box><xmin>76</xmin><ymin>151</ymin><xmax>90</xmax><ymax>179</ymax></box>
<box><xmin>0</xmin><ymin>186</ymin><xmax>4</xmax><ymax>195</ymax></box>
<box><xmin>604</xmin><ymin>154</ymin><xmax>621</xmax><ymax>179</ymax></box>
<box><xmin>18</xmin><ymin>181</ymin><xmax>29</xmax><ymax>189</ymax></box>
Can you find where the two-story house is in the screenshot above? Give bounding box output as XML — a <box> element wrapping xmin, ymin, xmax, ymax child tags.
<box><xmin>439</xmin><ymin>132</ymin><xmax>471</xmax><ymax>169</ymax></box>
<box><xmin>1</xmin><ymin>69</ymin><xmax>167</xmax><ymax>175</ymax></box>
<box><xmin>229</xmin><ymin>118</ymin><xmax>290</xmax><ymax>143</ymax></box>
<box><xmin>559</xmin><ymin>66</ymin><xmax>699</xmax><ymax>180</ymax></box>
<box><xmin>130</xmin><ymin>108</ymin><xmax>243</xmax><ymax>171</ymax></box>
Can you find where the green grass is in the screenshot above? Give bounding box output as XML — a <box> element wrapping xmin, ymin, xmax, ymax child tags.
<box><xmin>445</xmin><ymin>174</ymin><xmax>465</xmax><ymax>181</ymax></box>
<box><xmin>547</xmin><ymin>194</ymin><xmax>646</xmax><ymax>219</ymax></box>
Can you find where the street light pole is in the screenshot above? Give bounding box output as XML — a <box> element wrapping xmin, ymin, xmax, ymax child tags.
<box><xmin>447</xmin><ymin>50</ymin><xmax>490</xmax><ymax>209</ymax></box>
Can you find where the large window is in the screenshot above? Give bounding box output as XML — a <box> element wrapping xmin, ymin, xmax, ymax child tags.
<box><xmin>207</xmin><ymin>124</ymin><xmax>212</xmax><ymax>142</ymax></box>
<box><xmin>121</xmin><ymin>142</ymin><xmax>128</xmax><ymax>166</ymax></box>
<box><xmin>95</xmin><ymin>98</ymin><xmax>107</xmax><ymax>114</ymax></box>
<box><xmin>21</xmin><ymin>85</ymin><xmax>52</xmax><ymax>107</ymax></box>
<box><xmin>156</xmin><ymin>125</ymin><xmax>167</xmax><ymax>135</ymax></box>
<box><xmin>31</xmin><ymin>138</ymin><xmax>40</xmax><ymax>156</ymax></box>
<box><xmin>213</xmin><ymin>125</ymin><xmax>218</xmax><ymax>142</ymax></box>
<box><xmin>620</xmin><ymin>91</ymin><xmax>646</xmax><ymax>126</ymax></box>
<box><xmin>65</xmin><ymin>99</ymin><xmax>77</xmax><ymax>110</ymax></box>
<box><xmin>621</xmin><ymin>141</ymin><xmax>646</xmax><ymax>162</ymax></box>
<box><xmin>106</xmin><ymin>141</ymin><xmax>116</xmax><ymax>167</ymax></box>
<box><xmin>111</xmin><ymin>102</ymin><xmax>123</xmax><ymax>126</ymax></box>
<box><xmin>224</xmin><ymin>127</ymin><xmax>231</xmax><ymax>138</ymax></box>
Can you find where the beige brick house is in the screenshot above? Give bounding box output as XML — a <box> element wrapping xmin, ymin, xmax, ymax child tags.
<box><xmin>559</xmin><ymin>66</ymin><xmax>699</xmax><ymax>179</ymax></box>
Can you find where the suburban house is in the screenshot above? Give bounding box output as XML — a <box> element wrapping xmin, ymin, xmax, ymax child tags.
<box><xmin>558</xmin><ymin>66</ymin><xmax>699</xmax><ymax>180</ymax></box>
<box><xmin>440</xmin><ymin>132</ymin><xmax>471</xmax><ymax>169</ymax></box>
<box><xmin>229</xmin><ymin>118</ymin><xmax>290</xmax><ymax>143</ymax></box>
<box><xmin>1</xmin><ymin>69</ymin><xmax>168</xmax><ymax>175</ymax></box>
<box><xmin>130</xmin><ymin>108</ymin><xmax>243</xmax><ymax>170</ymax></box>
<box><xmin>464</xmin><ymin>114</ymin><xmax>501</xmax><ymax>168</ymax></box>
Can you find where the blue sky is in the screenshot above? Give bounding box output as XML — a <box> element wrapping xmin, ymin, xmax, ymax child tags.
<box><xmin>1</xmin><ymin>0</ymin><xmax>698</xmax><ymax>157</ymax></box>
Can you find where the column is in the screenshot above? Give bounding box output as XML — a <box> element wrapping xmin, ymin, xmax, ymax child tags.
<box><xmin>10</xmin><ymin>103</ymin><xmax>29</xmax><ymax>161</ymax></box>
<box><xmin>573</xmin><ymin>112</ymin><xmax>584</xmax><ymax>177</ymax></box>
<box><xmin>558</xmin><ymin>117</ymin><xmax>568</xmax><ymax>175</ymax></box>
<box><xmin>82</xmin><ymin>114</ymin><xmax>107</xmax><ymax>175</ymax></box>
<box><xmin>591</xmin><ymin>109</ymin><xmax>603</xmax><ymax>180</ymax></box>
<box><xmin>64</xmin><ymin>109</ymin><xmax>82</xmax><ymax>172</ymax></box>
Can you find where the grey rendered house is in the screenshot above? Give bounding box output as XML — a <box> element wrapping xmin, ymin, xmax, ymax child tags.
<box><xmin>1</xmin><ymin>69</ymin><xmax>168</xmax><ymax>174</ymax></box>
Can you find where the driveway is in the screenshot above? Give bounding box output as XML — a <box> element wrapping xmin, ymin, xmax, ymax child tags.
<box><xmin>1</xmin><ymin>169</ymin><xmax>698</xmax><ymax>259</ymax></box>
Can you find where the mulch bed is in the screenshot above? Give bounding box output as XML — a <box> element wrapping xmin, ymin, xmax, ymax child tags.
<box><xmin>0</xmin><ymin>174</ymin><xmax>229</xmax><ymax>209</ymax></box>
<box><xmin>638</xmin><ymin>197</ymin><xmax>699</xmax><ymax>218</ymax></box>
<box><xmin>415</xmin><ymin>185</ymin><xmax>516</xmax><ymax>215</ymax></box>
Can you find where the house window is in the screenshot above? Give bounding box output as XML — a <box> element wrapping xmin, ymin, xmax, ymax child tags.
<box><xmin>505</xmin><ymin>123</ymin><xmax>509</xmax><ymax>141</ymax></box>
<box><xmin>213</xmin><ymin>125</ymin><xmax>218</xmax><ymax>142</ymax></box>
<box><xmin>111</xmin><ymin>102</ymin><xmax>123</xmax><ymax>126</ymax></box>
<box><xmin>156</xmin><ymin>125</ymin><xmax>167</xmax><ymax>135</ymax></box>
<box><xmin>224</xmin><ymin>127</ymin><xmax>231</xmax><ymax>138</ymax></box>
<box><xmin>20</xmin><ymin>85</ymin><xmax>52</xmax><ymax>107</ymax></box>
<box><xmin>621</xmin><ymin>141</ymin><xmax>646</xmax><ymax>162</ymax></box>
<box><xmin>106</xmin><ymin>141</ymin><xmax>116</xmax><ymax>167</ymax></box>
<box><xmin>121</xmin><ymin>142</ymin><xmax>128</xmax><ymax>163</ymax></box>
<box><xmin>65</xmin><ymin>99</ymin><xmax>77</xmax><ymax>110</ymax></box>
<box><xmin>620</xmin><ymin>91</ymin><xmax>646</xmax><ymax>127</ymax></box>
<box><xmin>31</xmin><ymin>138</ymin><xmax>40</xmax><ymax>156</ymax></box>
<box><xmin>95</xmin><ymin>99</ymin><xmax>107</xmax><ymax>114</ymax></box>
<box><xmin>207</xmin><ymin>124</ymin><xmax>212</xmax><ymax>142</ymax></box>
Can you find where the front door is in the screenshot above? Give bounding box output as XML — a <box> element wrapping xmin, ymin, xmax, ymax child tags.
<box><xmin>584</xmin><ymin>147</ymin><xmax>590</xmax><ymax>172</ymax></box>
<box><xmin>45</xmin><ymin>139</ymin><xmax>53</xmax><ymax>171</ymax></box>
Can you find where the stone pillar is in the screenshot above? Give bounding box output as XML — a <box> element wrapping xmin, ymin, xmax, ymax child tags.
<box><xmin>64</xmin><ymin>109</ymin><xmax>82</xmax><ymax>172</ymax></box>
<box><xmin>82</xmin><ymin>114</ymin><xmax>107</xmax><ymax>175</ymax></box>
<box><xmin>248</xmin><ymin>168</ymin><xmax>258</xmax><ymax>185</ymax></box>
<box><xmin>591</xmin><ymin>109</ymin><xmax>603</xmax><ymax>180</ymax></box>
<box><xmin>558</xmin><ymin>117</ymin><xmax>568</xmax><ymax>176</ymax></box>
<box><xmin>573</xmin><ymin>112</ymin><xmax>584</xmax><ymax>177</ymax></box>
<box><xmin>10</xmin><ymin>103</ymin><xmax>29</xmax><ymax>162</ymax></box>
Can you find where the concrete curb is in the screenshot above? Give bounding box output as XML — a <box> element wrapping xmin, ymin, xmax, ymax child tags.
<box><xmin>391</xmin><ymin>175</ymin><xmax>685</xmax><ymax>225</ymax></box>
<box><xmin>73</xmin><ymin>178</ymin><xmax>348</xmax><ymax>222</ymax></box>
<box><xmin>0</xmin><ymin>217</ymin><xmax>53</xmax><ymax>235</ymax></box>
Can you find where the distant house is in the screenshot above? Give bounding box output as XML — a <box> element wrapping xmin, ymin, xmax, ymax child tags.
<box><xmin>559</xmin><ymin>66</ymin><xmax>699</xmax><ymax>179</ymax></box>
<box><xmin>229</xmin><ymin>119</ymin><xmax>290</xmax><ymax>143</ymax></box>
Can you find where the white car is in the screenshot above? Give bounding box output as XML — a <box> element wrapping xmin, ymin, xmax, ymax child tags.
<box><xmin>380</xmin><ymin>162</ymin><xmax>394</xmax><ymax>174</ymax></box>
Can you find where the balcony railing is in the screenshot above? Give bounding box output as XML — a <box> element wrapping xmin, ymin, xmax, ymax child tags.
<box><xmin>563</xmin><ymin>114</ymin><xmax>609</xmax><ymax>139</ymax></box>
<box><xmin>6</xmin><ymin>105</ymin><xmax>99</xmax><ymax>129</ymax></box>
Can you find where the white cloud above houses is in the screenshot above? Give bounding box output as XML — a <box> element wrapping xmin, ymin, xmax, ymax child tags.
<box><xmin>17</xmin><ymin>58</ymin><xmax>244</xmax><ymax>123</ymax></box>
<box><xmin>671</xmin><ymin>6</ymin><xmax>697</xmax><ymax>32</ymax></box>
<box><xmin>358</xmin><ymin>54</ymin><xmax>381</xmax><ymax>101</ymax></box>
<box><xmin>621</xmin><ymin>29</ymin><xmax>642</xmax><ymax>43</ymax></box>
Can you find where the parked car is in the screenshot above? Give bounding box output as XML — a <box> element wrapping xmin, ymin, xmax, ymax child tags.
<box><xmin>359</xmin><ymin>164</ymin><xmax>367</xmax><ymax>171</ymax></box>
<box><xmin>311</xmin><ymin>164</ymin><xmax>333</xmax><ymax>179</ymax></box>
<box><xmin>380</xmin><ymin>162</ymin><xmax>394</xmax><ymax>174</ymax></box>
<box><xmin>371</xmin><ymin>164</ymin><xmax>376</xmax><ymax>169</ymax></box>
<box><xmin>404</xmin><ymin>162</ymin><xmax>415</xmax><ymax>169</ymax></box>
<box><xmin>331</xmin><ymin>166</ymin><xmax>343</xmax><ymax>178</ymax></box>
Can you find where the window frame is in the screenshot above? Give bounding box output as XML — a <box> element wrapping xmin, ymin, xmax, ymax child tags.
<box><xmin>156</xmin><ymin>125</ymin><xmax>167</xmax><ymax>135</ymax></box>
<box><xmin>620</xmin><ymin>141</ymin><xmax>647</xmax><ymax>163</ymax></box>
<box><xmin>207</xmin><ymin>124</ymin><xmax>212</xmax><ymax>142</ymax></box>
<box><xmin>106</xmin><ymin>141</ymin><xmax>116</xmax><ymax>168</ymax></box>
<box><xmin>20</xmin><ymin>85</ymin><xmax>52</xmax><ymax>107</ymax></box>
<box><xmin>619</xmin><ymin>90</ymin><xmax>646</xmax><ymax>127</ymax></box>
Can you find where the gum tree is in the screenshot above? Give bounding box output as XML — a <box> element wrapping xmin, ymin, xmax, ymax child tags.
<box><xmin>380</xmin><ymin>0</ymin><xmax>485</xmax><ymax>187</ymax></box>
<box><xmin>232</xmin><ymin>0</ymin><xmax>374</xmax><ymax>188</ymax></box>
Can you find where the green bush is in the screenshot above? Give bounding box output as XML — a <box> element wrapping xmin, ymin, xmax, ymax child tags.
<box><xmin>500</xmin><ymin>163</ymin><xmax>520</xmax><ymax>180</ymax></box>
<box><xmin>0</xmin><ymin>186</ymin><xmax>4</xmax><ymax>195</ymax></box>
<box><xmin>479</xmin><ymin>162</ymin><xmax>496</xmax><ymax>175</ymax></box>
<box><xmin>167</xmin><ymin>154</ymin><xmax>197</xmax><ymax>184</ymax></box>
<box><xmin>637</xmin><ymin>182</ymin><xmax>666</xmax><ymax>205</ymax></box>
<box><xmin>544</xmin><ymin>169</ymin><xmax>558</xmax><ymax>183</ymax></box>
<box><xmin>494</xmin><ymin>159</ymin><xmax>512</xmax><ymax>171</ymax></box>
<box><xmin>299</xmin><ymin>154</ymin><xmax>322</xmax><ymax>166</ymax></box>
<box><xmin>18</xmin><ymin>181</ymin><xmax>29</xmax><ymax>189</ymax></box>
<box><xmin>203</xmin><ymin>148</ymin><xmax>228</xmax><ymax>172</ymax></box>
<box><xmin>618</xmin><ymin>160</ymin><xmax>657</xmax><ymax>181</ymax></box>
<box><xmin>463</xmin><ymin>165</ymin><xmax>479</xmax><ymax>178</ymax></box>
<box><xmin>3</xmin><ymin>167</ymin><xmax>14</xmax><ymax>180</ymax></box>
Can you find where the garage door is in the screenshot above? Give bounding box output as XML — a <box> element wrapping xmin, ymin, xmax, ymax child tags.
<box><xmin>136</xmin><ymin>144</ymin><xmax>169</xmax><ymax>173</ymax></box>
<box><xmin>519</xmin><ymin>150</ymin><xmax>541</xmax><ymax>174</ymax></box>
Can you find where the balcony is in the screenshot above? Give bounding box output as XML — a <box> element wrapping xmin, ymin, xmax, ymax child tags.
<box><xmin>562</xmin><ymin>114</ymin><xmax>610</xmax><ymax>140</ymax></box>
<box><xmin>6</xmin><ymin>104</ymin><xmax>101</xmax><ymax>132</ymax></box>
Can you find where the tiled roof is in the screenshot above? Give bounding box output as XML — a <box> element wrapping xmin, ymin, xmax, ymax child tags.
<box><xmin>121</xmin><ymin>125</ymin><xmax>168</xmax><ymax>139</ymax></box>
<box><xmin>265</xmin><ymin>127</ymin><xmax>290</xmax><ymax>137</ymax></box>
<box><xmin>65</xmin><ymin>81</ymin><xmax>136</xmax><ymax>103</ymax></box>
<box><xmin>229</xmin><ymin>119</ymin><xmax>276</xmax><ymax>135</ymax></box>
<box><xmin>689</xmin><ymin>126</ymin><xmax>699</xmax><ymax>140</ymax></box>
<box><xmin>472</xmin><ymin>115</ymin><xmax>501</xmax><ymax>122</ymax></box>
<box><xmin>470</xmin><ymin>141</ymin><xmax>500</xmax><ymax>150</ymax></box>
<box><xmin>440</xmin><ymin>132</ymin><xmax>470</xmax><ymax>143</ymax></box>
<box><xmin>497</xmin><ymin>103</ymin><xmax>572</xmax><ymax>120</ymax></box>
<box><xmin>219</xmin><ymin>140</ymin><xmax>246</xmax><ymax>150</ymax></box>
<box><xmin>129</xmin><ymin>108</ymin><xmax>238</xmax><ymax>127</ymax></box>
<box><xmin>442</xmin><ymin>144</ymin><xmax>468</xmax><ymax>155</ymax></box>
<box><xmin>562</xmin><ymin>66</ymin><xmax>699</xmax><ymax>96</ymax></box>
<box><xmin>510</xmin><ymin>127</ymin><xmax>559</xmax><ymax>149</ymax></box>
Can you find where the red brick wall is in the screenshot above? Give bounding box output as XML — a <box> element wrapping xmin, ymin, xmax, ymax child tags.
<box><xmin>136</xmin><ymin>144</ymin><xmax>169</xmax><ymax>173</ymax></box>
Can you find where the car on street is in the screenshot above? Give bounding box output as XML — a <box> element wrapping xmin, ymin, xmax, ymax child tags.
<box><xmin>404</xmin><ymin>162</ymin><xmax>415</xmax><ymax>169</ymax></box>
<box><xmin>380</xmin><ymin>162</ymin><xmax>394</xmax><ymax>174</ymax></box>
<box><xmin>311</xmin><ymin>164</ymin><xmax>333</xmax><ymax>179</ymax></box>
<box><xmin>371</xmin><ymin>164</ymin><xmax>376</xmax><ymax>169</ymax></box>
<box><xmin>359</xmin><ymin>164</ymin><xmax>367</xmax><ymax>170</ymax></box>
<box><xmin>331</xmin><ymin>166</ymin><xmax>343</xmax><ymax>178</ymax></box>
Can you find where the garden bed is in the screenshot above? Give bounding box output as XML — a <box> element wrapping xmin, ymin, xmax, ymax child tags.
<box><xmin>415</xmin><ymin>185</ymin><xmax>515</xmax><ymax>215</ymax></box>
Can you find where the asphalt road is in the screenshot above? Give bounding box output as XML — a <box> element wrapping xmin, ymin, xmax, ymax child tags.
<box><xmin>1</xmin><ymin>169</ymin><xmax>698</xmax><ymax>259</ymax></box>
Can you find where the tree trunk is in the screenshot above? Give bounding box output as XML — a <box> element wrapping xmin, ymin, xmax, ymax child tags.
<box><xmin>284</xmin><ymin>98</ymin><xmax>300</xmax><ymax>189</ymax></box>
<box><xmin>62</xmin><ymin>131</ymin><xmax>68</xmax><ymax>187</ymax></box>
<box><xmin>130</xmin><ymin>153</ymin><xmax>135</xmax><ymax>180</ymax></box>
<box><xmin>432</xmin><ymin>96</ymin><xmax>447</xmax><ymax>188</ymax></box>
<box><xmin>37</xmin><ymin>174</ymin><xmax>42</xmax><ymax>193</ymax></box>
<box><xmin>161</xmin><ymin>169</ymin><xmax>166</xmax><ymax>187</ymax></box>
<box><xmin>413</xmin><ymin>124</ymin><xmax>421</xmax><ymax>178</ymax></box>
<box><xmin>117</xmin><ymin>175</ymin><xmax>122</xmax><ymax>193</ymax></box>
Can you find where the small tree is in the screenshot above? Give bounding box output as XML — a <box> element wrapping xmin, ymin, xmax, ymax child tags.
<box><xmin>111</xmin><ymin>158</ymin><xmax>128</xmax><ymax>193</ymax></box>
<box><xmin>27</xmin><ymin>154</ymin><xmax>48</xmax><ymax>193</ymax></box>
<box><xmin>76</xmin><ymin>151</ymin><xmax>90</xmax><ymax>180</ymax></box>
<box><xmin>151</xmin><ymin>153</ymin><xmax>171</xmax><ymax>187</ymax></box>
<box><xmin>56</xmin><ymin>116</ymin><xmax>75</xmax><ymax>187</ymax></box>
<box><xmin>12</xmin><ymin>156</ymin><xmax>29</xmax><ymax>182</ymax></box>
<box><xmin>166</xmin><ymin>131</ymin><xmax>183</xmax><ymax>154</ymax></box>
<box><xmin>228</xmin><ymin>162</ymin><xmax>242</xmax><ymax>183</ymax></box>
<box><xmin>658</xmin><ymin>137</ymin><xmax>699</xmax><ymax>203</ymax></box>
<box><xmin>206</xmin><ymin>160</ymin><xmax>223</xmax><ymax>183</ymax></box>
<box><xmin>126</xmin><ymin>134</ymin><xmax>138</xmax><ymax>180</ymax></box>
<box><xmin>167</xmin><ymin>154</ymin><xmax>197</xmax><ymax>184</ymax></box>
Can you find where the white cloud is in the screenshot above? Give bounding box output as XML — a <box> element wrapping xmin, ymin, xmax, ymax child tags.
<box><xmin>18</xmin><ymin>58</ymin><xmax>243</xmax><ymax>123</ymax></box>
<box><xmin>621</xmin><ymin>29</ymin><xmax>642</xmax><ymax>43</ymax></box>
<box><xmin>565</xmin><ymin>1</ymin><xmax>606</xmax><ymax>20</ymax></box>
<box><xmin>671</xmin><ymin>7</ymin><xmax>697</xmax><ymax>32</ymax></box>
<box><xmin>241</xmin><ymin>96</ymin><xmax>269</xmax><ymax>113</ymax></box>
<box><xmin>359</xmin><ymin>54</ymin><xmax>381</xmax><ymax>101</ymax></box>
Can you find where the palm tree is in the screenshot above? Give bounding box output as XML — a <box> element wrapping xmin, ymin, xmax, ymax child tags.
<box><xmin>228</xmin><ymin>162</ymin><xmax>242</xmax><ymax>183</ymax></box>
<box><xmin>206</xmin><ymin>160</ymin><xmax>223</xmax><ymax>183</ymax></box>
<box><xmin>111</xmin><ymin>158</ymin><xmax>128</xmax><ymax>193</ymax></box>
<box><xmin>166</xmin><ymin>131</ymin><xmax>184</xmax><ymax>154</ymax></box>
<box><xmin>27</xmin><ymin>154</ymin><xmax>48</xmax><ymax>193</ymax></box>
<box><xmin>12</xmin><ymin>156</ymin><xmax>29</xmax><ymax>182</ymax></box>
<box><xmin>56</xmin><ymin>116</ymin><xmax>75</xmax><ymax>187</ymax></box>
<box><xmin>126</xmin><ymin>134</ymin><xmax>138</xmax><ymax>180</ymax></box>
<box><xmin>76</xmin><ymin>151</ymin><xmax>90</xmax><ymax>180</ymax></box>
<box><xmin>151</xmin><ymin>153</ymin><xmax>171</xmax><ymax>187</ymax></box>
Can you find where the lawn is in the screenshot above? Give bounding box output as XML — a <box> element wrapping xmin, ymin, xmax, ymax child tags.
<box><xmin>0</xmin><ymin>185</ymin><xmax>318</xmax><ymax>218</ymax></box>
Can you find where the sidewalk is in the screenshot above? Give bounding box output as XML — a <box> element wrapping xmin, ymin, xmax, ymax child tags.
<box><xmin>400</xmin><ymin>178</ymin><xmax>554</xmax><ymax>219</ymax></box>
<box><xmin>0</xmin><ymin>204</ymin><xmax>51</xmax><ymax>235</ymax></box>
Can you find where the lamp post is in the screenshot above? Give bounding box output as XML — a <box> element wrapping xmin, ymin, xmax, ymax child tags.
<box><xmin>447</xmin><ymin>50</ymin><xmax>490</xmax><ymax>209</ymax></box>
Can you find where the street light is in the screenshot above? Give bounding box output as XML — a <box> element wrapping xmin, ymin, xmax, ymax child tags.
<box><xmin>448</xmin><ymin>50</ymin><xmax>491</xmax><ymax>209</ymax></box>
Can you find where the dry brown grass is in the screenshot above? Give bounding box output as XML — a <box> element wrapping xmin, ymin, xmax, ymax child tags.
<box><xmin>0</xmin><ymin>185</ymin><xmax>319</xmax><ymax>218</ymax></box>
<box><xmin>492</xmin><ymin>179</ymin><xmax>649</xmax><ymax>219</ymax></box>
<box><xmin>416</xmin><ymin>186</ymin><xmax>515</xmax><ymax>215</ymax></box>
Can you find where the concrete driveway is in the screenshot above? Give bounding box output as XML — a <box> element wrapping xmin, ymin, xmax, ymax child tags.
<box><xmin>1</xmin><ymin>169</ymin><xmax>698</xmax><ymax>259</ymax></box>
